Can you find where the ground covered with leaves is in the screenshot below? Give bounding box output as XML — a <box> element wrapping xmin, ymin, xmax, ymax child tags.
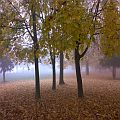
<box><xmin>0</xmin><ymin>74</ymin><xmax>120</xmax><ymax>120</ymax></box>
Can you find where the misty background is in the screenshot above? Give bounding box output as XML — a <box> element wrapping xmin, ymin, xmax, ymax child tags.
<box><xmin>0</xmin><ymin>63</ymin><xmax>75</xmax><ymax>81</ymax></box>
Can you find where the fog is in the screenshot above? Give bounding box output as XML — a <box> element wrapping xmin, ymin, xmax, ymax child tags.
<box><xmin>0</xmin><ymin>63</ymin><xmax>75</xmax><ymax>81</ymax></box>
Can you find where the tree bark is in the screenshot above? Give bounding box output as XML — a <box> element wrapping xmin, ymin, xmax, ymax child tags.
<box><xmin>86</xmin><ymin>60</ymin><xmax>89</xmax><ymax>75</ymax></box>
<box><xmin>75</xmin><ymin>48</ymin><xmax>84</xmax><ymax>97</ymax></box>
<box><xmin>59</xmin><ymin>51</ymin><xmax>65</xmax><ymax>85</ymax></box>
<box><xmin>3</xmin><ymin>71</ymin><xmax>5</xmax><ymax>82</ymax></box>
<box><xmin>51</xmin><ymin>54</ymin><xmax>56</xmax><ymax>90</ymax></box>
<box><xmin>112</xmin><ymin>66</ymin><xmax>116</xmax><ymax>80</ymax></box>
<box><xmin>34</xmin><ymin>55</ymin><xmax>40</xmax><ymax>99</ymax></box>
<box><xmin>32</xmin><ymin>10</ymin><xmax>40</xmax><ymax>99</ymax></box>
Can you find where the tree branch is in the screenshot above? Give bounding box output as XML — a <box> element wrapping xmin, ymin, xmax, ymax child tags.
<box><xmin>79</xmin><ymin>46</ymin><xmax>88</xmax><ymax>58</ymax></box>
<box><xmin>7</xmin><ymin>0</ymin><xmax>34</xmax><ymax>40</ymax></box>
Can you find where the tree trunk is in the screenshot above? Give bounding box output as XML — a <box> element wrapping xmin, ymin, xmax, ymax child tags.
<box><xmin>3</xmin><ymin>71</ymin><xmax>5</xmax><ymax>82</ymax></box>
<box><xmin>51</xmin><ymin>55</ymin><xmax>56</xmax><ymax>90</ymax></box>
<box><xmin>86</xmin><ymin>60</ymin><xmax>89</xmax><ymax>75</ymax></box>
<box><xmin>32</xmin><ymin>10</ymin><xmax>40</xmax><ymax>99</ymax></box>
<box><xmin>34</xmin><ymin>56</ymin><xmax>40</xmax><ymax>99</ymax></box>
<box><xmin>112</xmin><ymin>66</ymin><xmax>116</xmax><ymax>80</ymax></box>
<box><xmin>75</xmin><ymin>48</ymin><xmax>84</xmax><ymax>97</ymax></box>
<box><xmin>59</xmin><ymin>51</ymin><xmax>65</xmax><ymax>85</ymax></box>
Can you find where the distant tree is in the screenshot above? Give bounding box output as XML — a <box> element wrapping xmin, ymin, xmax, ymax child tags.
<box><xmin>82</xmin><ymin>41</ymin><xmax>102</xmax><ymax>76</ymax></box>
<box><xmin>100</xmin><ymin>56</ymin><xmax>120</xmax><ymax>79</ymax></box>
<box><xmin>0</xmin><ymin>56</ymin><xmax>14</xmax><ymax>82</ymax></box>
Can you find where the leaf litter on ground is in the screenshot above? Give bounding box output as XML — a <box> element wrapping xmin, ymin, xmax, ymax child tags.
<box><xmin>0</xmin><ymin>74</ymin><xmax>120</xmax><ymax>120</ymax></box>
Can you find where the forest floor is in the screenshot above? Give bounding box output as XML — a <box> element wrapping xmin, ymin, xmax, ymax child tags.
<box><xmin>0</xmin><ymin>73</ymin><xmax>120</xmax><ymax>120</ymax></box>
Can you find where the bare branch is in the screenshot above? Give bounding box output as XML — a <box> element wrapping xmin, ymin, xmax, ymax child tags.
<box><xmin>80</xmin><ymin>46</ymin><xmax>89</xmax><ymax>58</ymax></box>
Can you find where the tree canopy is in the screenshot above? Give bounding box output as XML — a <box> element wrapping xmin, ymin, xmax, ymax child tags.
<box><xmin>100</xmin><ymin>0</ymin><xmax>120</xmax><ymax>56</ymax></box>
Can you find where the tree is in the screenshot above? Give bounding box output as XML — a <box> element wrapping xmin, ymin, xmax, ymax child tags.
<box><xmin>41</xmin><ymin>25</ymin><xmax>58</xmax><ymax>91</ymax></box>
<box><xmin>0</xmin><ymin>56</ymin><xmax>14</xmax><ymax>82</ymax></box>
<box><xmin>100</xmin><ymin>0</ymin><xmax>120</xmax><ymax>56</ymax></box>
<box><xmin>31</xmin><ymin>1</ymin><xmax>41</xmax><ymax>99</ymax></box>
<box><xmin>41</xmin><ymin>0</ymin><xmax>66</xmax><ymax>90</ymax></box>
<box><xmin>99</xmin><ymin>0</ymin><xmax>120</xmax><ymax>79</ymax></box>
<box><xmin>1</xmin><ymin>0</ymin><xmax>42</xmax><ymax>99</ymax></box>
<box><xmin>100</xmin><ymin>56</ymin><xmax>120</xmax><ymax>79</ymax></box>
<box><xmin>42</xmin><ymin>0</ymin><xmax>97</xmax><ymax>97</ymax></box>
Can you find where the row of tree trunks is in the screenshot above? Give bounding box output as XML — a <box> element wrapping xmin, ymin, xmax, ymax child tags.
<box><xmin>50</xmin><ymin>51</ymin><xmax>65</xmax><ymax>91</ymax></box>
